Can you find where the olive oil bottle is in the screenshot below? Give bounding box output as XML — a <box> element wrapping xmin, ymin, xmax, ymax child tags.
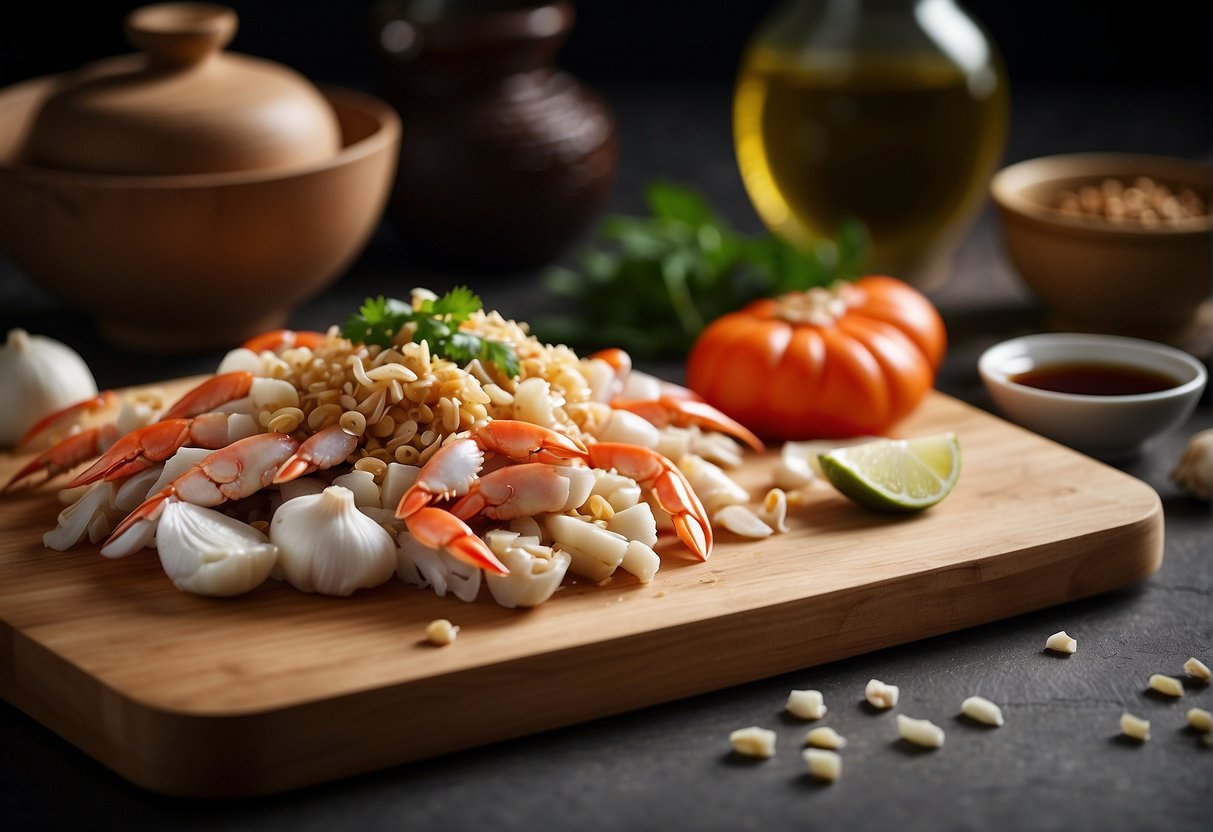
<box><xmin>734</xmin><ymin>0</ymin><xmax>1008</xmax><ymax>288</ymax></box>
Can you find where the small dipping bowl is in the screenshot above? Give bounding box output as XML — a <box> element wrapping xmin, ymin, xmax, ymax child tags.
<box><xmin>978</xmin><ymin>333</ymin><xmax>1207</xmax><ymax>461</ymax></box>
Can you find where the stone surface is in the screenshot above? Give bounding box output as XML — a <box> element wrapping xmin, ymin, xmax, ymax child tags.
<box><xmin>0</xmin><ymin>82</ymin><xmax>1209</xmax><ymax>829</ymax></box>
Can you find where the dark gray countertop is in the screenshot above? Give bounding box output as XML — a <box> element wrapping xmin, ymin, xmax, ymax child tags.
<box><xmin>1</xmin><ymin>81</ymin><xmax>1210</xmax><ymax>831</ymax></box>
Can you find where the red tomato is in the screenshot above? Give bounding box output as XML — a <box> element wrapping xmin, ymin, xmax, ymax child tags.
<box><xmin>686</xmin><ymin>276</ymin><xmax>946</xmax><ymax>439</ymax></box>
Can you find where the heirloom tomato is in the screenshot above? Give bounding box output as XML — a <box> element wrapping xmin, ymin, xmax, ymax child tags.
<box><xmin>686</xmin><ymin>276</ymin><xmax>945</xmax><ymax>439</ymax></box>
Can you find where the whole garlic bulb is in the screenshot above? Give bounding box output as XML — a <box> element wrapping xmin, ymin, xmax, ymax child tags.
<box><xmin>0</xmin><ymin>328</ymin><xmax>98</xmax><ymax>447</ymax></box>
<box><xmin>156</xmin><ymin>502</ymin><xmax>279</xmax><ymax>596</ymax></box>
<box><xmin>1170</xmin><ymin>428</ymin><xmax>1212</xmax><ymax>502</ymax></box>
<box><xmin>271</xmin><ymin>486</ymin><xmax>397</xmax><ymax>596</ymax></box>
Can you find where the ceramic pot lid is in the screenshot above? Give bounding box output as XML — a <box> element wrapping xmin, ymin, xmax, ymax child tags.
<box><xmin>22</xmin><ymin>3</ymin><xmax>341</xmax><ymax>175</ymax></box>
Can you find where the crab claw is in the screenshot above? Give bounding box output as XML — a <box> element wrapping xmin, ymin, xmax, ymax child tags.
<box><xmin>395</xmin><ymin>438</ymin><xmax>484</xmax><ymax>519</ymax></box>
<box><xmin>103</xmin><ymin>432</ymin><xmax>299</xmax><ymax>557</ymax></box>
<box><xmin>66</xmin><ymin>419</ymin><xmax>196</xmax><ymax>488</ymax></box>
<box><xmin>472</xmin><ymin>420</ymin><xmax>589</xmax><ymax>464</ymax></box>
<box><xmin>242</xmin><ymin>329</ymin><xmax>328</xmax><ymax>353</ymax></box>
<box><xmin>162</xmin><ymin>371</ymin><xmax>255</xmax><ymax>421</ymax></box>
<box><xmin>101</xmin><ymin>486</ymin><xmax>175</xmax><ymax>558</ymax></box>
<box><xmin>612</xmin><ymin>396</ymin><xmax>765</xmax><ymax>453</ymax></box>
<box><xmin>405</xmin><ymin>507</ymin><xmax>509</xmax><ymax>575</ymax></box>
<box><xmin>15</xmin><ymin>391</ymin><xmax>117</xmax><ymax>452</ymax></box>
<box><xmin>273</xmin><ymin>424</ymin><xmax>360</xmax><ymax>484</ymax></box>
<box><xmin>586</xmin><ymin>441</ymin><xmax>712</xmax><ymax>560</ymax></box>
<box><xmin>3</xmin><ymin>424</ymin><xmax>120</xmax><ymax>492</ymax></box>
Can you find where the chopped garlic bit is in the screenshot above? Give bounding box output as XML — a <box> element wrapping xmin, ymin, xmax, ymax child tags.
<box><xmin>757</xmin><ymin>488</ymin><xmax>790</xmax><ymax>534</ymax></box>
<box><xmin>1120</xmin><ymin>712</ymin><xmax>1150</xmax><ymax>742</ymax></box>
<box><xmin>897</xmin><ymin>714</ymin><xmax>945</xmax><ymax>748</ymax></box>
<box><xmin>1183</xmin><ymin>657</ymin><xmax>1210</xmax><ymax>682</ymax></box>
<box><xmin>1187</xmin><ymin>707</ymin><xmax>1212</xmax><ymax>733</ymax></box>
<box><xmin>786</xmin><ymin>689</ymin><xmax>827</xmax><ymax>720</ymax></box>
<box><xmin>1169</xmin><ymin>428</ymin><xmax>1211</xmax><ymax>501</ymax></box>
<box><xmin>865</xmin><ymin>678</ymin><xmax>899</xmax><ymax>709</ymax></box>
<box><xmin>805</xmin><ymin>726</ymin><xmax>847</xmax><ymax>750</ymax></box>
<box><xmin>1045</xmin><ymin>630</ymin><xmax>1077</xmax><ymax>654</ymax></box>
<box><xmin>425</xmin><ymin>618</ymin><xmax>459</xmax><ymax>646</ymax></box>
<box><xmin>960</xmin><ymin>696</ymin><xmax>1004</xmax><ymax>727</ymax></box>
<box><xmin>482</xmin><ymin>529</ymin><xmax>571</xmax><ymax>607</ymax></box>
<box><xmin>679</xmin><ymin>453</ymin><xmax>750</xmax><ymax>515</ymax></box>
<box><xmin>803</xmin><ymin>748</ymin><xmax>841</xmax><ymax>782</ymax></box>
<box><xmin>729</xmin><ymin>726</ymin><xmax>776</xmax><ymax>759</ymax></box>
<box><xmin>1148</xmin><ymin>673</ymin><xmax>1185</xmax><ymax>698</ymax></box>
<box><xmin>713</xmin><ymin>504</ymin><xmax>773</xmax><ymax>539</ymax></box>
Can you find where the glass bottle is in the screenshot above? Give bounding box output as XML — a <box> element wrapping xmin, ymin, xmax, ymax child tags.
<box><xmin>734</xmin><ymin>0</ymin><xmax>1009</xmax><ymax>289</ymax></box>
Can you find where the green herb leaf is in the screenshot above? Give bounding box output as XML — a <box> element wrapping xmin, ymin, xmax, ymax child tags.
<box><xmin>343</xmin><ymin>288</ymin><xmax>519</xmax><ymax>378</ymax></box>
<box><xmin>537</xmin><ymin>182</ymin><xmax>869</xmax><ymax>358</ymax></box>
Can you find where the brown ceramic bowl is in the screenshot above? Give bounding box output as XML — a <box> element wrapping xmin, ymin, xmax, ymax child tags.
<box><xmin>0</xmin><ymin>75</ymin><xmax>400</xmax><ymax>353</ymax></box>
<box><xmin>990</xmin><ymin>153</ymin><xmax>1211</xmax><ymax>353</ymax></box>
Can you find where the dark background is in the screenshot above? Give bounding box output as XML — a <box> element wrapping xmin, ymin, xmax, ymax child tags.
<box><xmin>3</xmin><ymin>0</ymin><xmax>1212</xmax><ymax>93</ymax></box>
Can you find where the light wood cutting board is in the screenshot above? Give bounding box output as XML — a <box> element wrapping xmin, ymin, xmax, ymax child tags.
<box><xmin>0</xmin><ymin>384</ymin><xmax>1162</xmax><ymax>798</ymax></box>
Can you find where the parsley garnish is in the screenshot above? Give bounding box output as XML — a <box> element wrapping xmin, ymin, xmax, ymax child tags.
<box><xmin>535</xmin><ymin>181</ymin><xmax>868</xmax><ymax>358</ymax></box>
<box><xmin>341</xmin><ymin>287</ymin><xmax>519</xmax><ymax>378</ymax></box>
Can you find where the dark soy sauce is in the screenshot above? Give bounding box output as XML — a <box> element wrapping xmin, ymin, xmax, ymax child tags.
<box><xmin>1010</xmin><ymin>362</ymin><xmax>1180</xmax><ymax>396</ymax></box>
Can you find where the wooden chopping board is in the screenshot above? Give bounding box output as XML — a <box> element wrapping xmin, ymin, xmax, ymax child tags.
<box><xmin>0</xmin><ymin>384</ymin><xmax>1162</xmax><ymax>798</ymax></box>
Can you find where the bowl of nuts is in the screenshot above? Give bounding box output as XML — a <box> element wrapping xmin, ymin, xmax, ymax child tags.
<box><xmin>990</xmin><ymin>153</ymin><xmax>1211</xmax><ymax>354</ymax></box>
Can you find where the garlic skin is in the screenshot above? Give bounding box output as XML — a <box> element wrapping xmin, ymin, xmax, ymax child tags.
<box><xmin>271</xmin><ymin>486</ymin><xmax>397</xmax><ymax>596</ymax></box>
<box><xmin>0</xmin><ymin>328</ymin><xmax>98</xmax><ymax>447</ymax></box>
<box><xmin>1170</xmin><ymin>428</ymin><xmax>1211</xmax><ymax>502</ymax></box>
<box><xmin>157</xmin><ymin>502</ymin><xmax>279</xmax><ymax>597</ymax></box>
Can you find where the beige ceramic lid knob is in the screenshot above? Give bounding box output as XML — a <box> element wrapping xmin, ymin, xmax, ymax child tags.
<box><xmin>23</xmin><ymin>2</ymin><xmax>341</xmax><ymax>175</ymax></box>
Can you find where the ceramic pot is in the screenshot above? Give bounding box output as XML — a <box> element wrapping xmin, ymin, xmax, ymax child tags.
<box><xmin>23</xmin><ymin>3</ymin><xmax>341</xmax><ymax>175</ymax></box>
<box><xmin>374</xmin><ymin>0</ymin><xmax>617</xmax><ymax>271</ymax></box>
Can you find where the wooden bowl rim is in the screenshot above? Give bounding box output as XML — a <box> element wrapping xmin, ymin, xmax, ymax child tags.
<box><xmin>0</xmin><ymin>76</ymin><xmax>400</xmax><ymax>189</ymax></box>
<box><xmin>989</xmin><ymin>152</ymin><xmax>1212</xmax><ymax>237</ymax></box>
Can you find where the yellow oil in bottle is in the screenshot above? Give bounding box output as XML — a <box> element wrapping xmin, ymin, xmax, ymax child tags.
<box><xmin>735</xmin><ymin>46</ymin><xmax>1008</xmax><ymax>283</ymax></box>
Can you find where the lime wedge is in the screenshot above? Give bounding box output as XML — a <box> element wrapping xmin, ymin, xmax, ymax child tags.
<box><xmin>818</xmin><ymin>432</ymin><xmax>961</xmax><ymax>512</ymax></box>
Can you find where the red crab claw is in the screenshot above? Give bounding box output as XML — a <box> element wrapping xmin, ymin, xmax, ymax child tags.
<box><xmin>3</xmin><ymin>424</ymin><xmax>120</xmax><ymax>493</ymax></box>
<box><xmin>405</xmin><ymin>507</ymin><xmax>509</xmax><ymax>576</ymax></box>
<box><xmin>585</xmin><ymin>442</ymin><xmax>712</xmax><ymax>560</ymax></box>
<box><xmin>162</xmin><ymin>371</ymin><xmax>255</xmax><ymax>421</ymax></box>
<box><xmin>272</xmin><ymin>424</ymin><xmax>361</xmax><ymax>483</ymax></box>
<box><xmin>611</xmin><ymin>396</ymin><xmax>765</xmax><ymax>453</ymax></box>
<box><xmin>65</xmin><ymin>419</ymin><xmax>196</xmax><ymax>488</ymax></box>
<box><xmin>242</xmin><ymin>329</ymin><xmax>328</xmax><ymax>353</ymax></box>
<box><xmin>15</xmin><ymin>391</ymin><xmax>117</xmax><ymax>453</ymax></box>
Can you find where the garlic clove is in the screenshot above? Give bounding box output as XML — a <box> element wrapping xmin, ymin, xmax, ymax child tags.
<box><xmin>483</xmin><ymin>532</ymin><xmax>570</xmax><ymax>608</ymax></box>
<box><xmin>380</xmin><ymin>462</ymin><xmax>421</xmax><ymax>512</ymax></box>
<box><xmin>43</xmin><ymin>481</ymin><xmax>120</xmax><ymax>551</ymax></box>
<box><xmin>157</xmin><ymin>502</ymin><xmax>278</xmax><ymax>597</ymax></box>
<box><xmin>0</xmin><ymin>328</ymin><xmax>99</xmax><ymax>447</ymax></box>
<box><xmin>331</xmin><ymin>470</ymin><xmax>381</xmax><ymax>508</ymax></box>
<box><xmin>271</xmin><ymin>486</ymin><xmax>397</xmax><ymax>596</ymax></box>
<box><xmin>678</xmin><ymin>453</ymin><xmax>750</xmax><ymax>515</ymax></box>
<box><xmin>1170</xmin><ymin>428</ymin><xmax>1211</xmax><ymax>502</ymax></box>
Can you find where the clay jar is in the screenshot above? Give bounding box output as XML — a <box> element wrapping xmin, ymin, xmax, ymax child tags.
<box><xmin>374</xmin><ymin>0</ymin><xmax>617</xmax><ymax>271</ymax></box>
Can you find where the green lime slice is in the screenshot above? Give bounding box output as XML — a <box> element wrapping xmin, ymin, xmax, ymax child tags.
<box><xmin>818</xmin><ymin>432</ymin><xmax>961</xmax><ymax>512</ymax></box>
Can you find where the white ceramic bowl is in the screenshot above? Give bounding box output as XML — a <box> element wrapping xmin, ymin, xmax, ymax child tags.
<box><xmin>978</xmin><ymin>333</ymin><xmax>1207</xmax><ymax>460</ymax></box>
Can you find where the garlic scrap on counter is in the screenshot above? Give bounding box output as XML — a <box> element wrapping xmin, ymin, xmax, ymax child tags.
<box><xmin>1170</xmin><ymin>428</ymin><xmax>1211</xmax><ymax>501</ymax></box>
<box><xmin>157</xmin><ymin>502</ymin><xmax>279</xmax><ymax>597</ymax></box>
<box><xmin>271</xmin><ymin>486</ymin><xmax>397</xmax><ymax>596</ymax></box>
<box><xmin>0</xmin><ymin>328</ymin><xmax>98</xmax><ymax>447</ymax></box>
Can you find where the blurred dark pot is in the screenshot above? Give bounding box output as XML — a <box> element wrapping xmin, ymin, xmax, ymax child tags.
<box><xmin>373</xmin><ymin>0</ymin><xmax>617</xmax><ymax>272</ymax></box>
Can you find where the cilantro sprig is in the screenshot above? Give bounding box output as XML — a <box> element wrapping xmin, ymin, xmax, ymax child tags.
<box><xmin>341</xmin><ymin>287</ymin><xmax>519</xmax><ymax>378</ymax></box>
<box><xmin>536</xmin><ymin>181</ymin><xmax>868</xmax><ymax>358</ymax></box>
